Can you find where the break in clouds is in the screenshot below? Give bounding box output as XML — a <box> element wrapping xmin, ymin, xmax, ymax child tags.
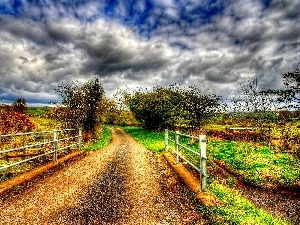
<box><xmin>0</xmin><ymin>0</ymin><xmax>299</xmax><ymax>105</ymax></box>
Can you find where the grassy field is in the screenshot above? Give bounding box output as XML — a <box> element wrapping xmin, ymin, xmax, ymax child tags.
<box><xmin>209</xmin><ymin>140</ymin><xmax>300</xmax><ymax>188</ymax></box>
<box><xmin>29</xmin><ymin>117</ymin><xmax>59</xmax><ymax>130</ymax></box>
<box><xmin>121</xmin><ymin>126</ymin><xmax>293</xmax><ymax>225</ymax></box>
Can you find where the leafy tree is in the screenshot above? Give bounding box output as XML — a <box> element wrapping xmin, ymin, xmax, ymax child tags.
<box><xmin>54</xmin><ymin>79</ymin><xmax>104</xmax><ymax>137</ymax></box>
<box><xmin>181</xmin><ymin>86</ymin><xmax>220</xmax><ymax>130</ymax></box>
<box><xmin>125</xmin><ymin>85</ymin><xmax>220</xmax><ymax>131</ymax></box>
<box><xmin>12</xmin><ymin>97</ymin><xmax>28</xmax><ymax>114</ymax></box>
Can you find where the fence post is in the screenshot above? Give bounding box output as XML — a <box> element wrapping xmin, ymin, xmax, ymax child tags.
<box><xmin>199</xmin><ymin>135</ymin><xmax>208</xmax><ymax>192</ymax></box>
<box><xmin>78</xmin><ymin>128</ymin><xmax>82</xmax><ymax>150</ymax></box>
<box><xmin>175</xmin><ymin>131</ymin><xmax>179</xmax><ymax>163</ymax></box>
<box><xmin>165</xmin><ymin>129</ymin><xmax>168</xmax><ymax>151</ymax></box>
<box><xmin>53</xmin><ymin>129</ymin><xmax>58</xmax><ymax>162</ymax></box>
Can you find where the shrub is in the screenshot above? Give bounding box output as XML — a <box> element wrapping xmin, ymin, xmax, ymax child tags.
<box><xmin>0</xmin><ymin>111</ymin><xmax>35</xmax><ymax>134</ymax></box>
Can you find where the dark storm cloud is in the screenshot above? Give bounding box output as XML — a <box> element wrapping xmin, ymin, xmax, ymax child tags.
<box><xmin>0</xmin><ymin>0</ymin><xmax>299</xmax><ymax>104</ymax></box>
<box><xmin>205</xmin><ymin>69</ymin><xmax>241</xmax><ymax>83</ymax></box>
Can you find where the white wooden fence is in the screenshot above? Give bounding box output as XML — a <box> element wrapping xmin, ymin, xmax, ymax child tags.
<box><xmin>0</xmin><ymin>128</ymin><xmax>82</xmax><ymax>171</ymax></box>
<box><xmin>165</xmin><ymin>129</ymin><xmax>208</xmax><ymax>191</ymax></box>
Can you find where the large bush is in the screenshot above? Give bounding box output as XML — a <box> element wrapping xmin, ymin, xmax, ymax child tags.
<box><xmin>0</xmin><ymin>111</ymin><xmax>35</xmax><ymax>134</ymax></box>
<box><xmin>125</xmin><ymin>85</ymin><xmax>220</xmax><ymax>130</ymax></box>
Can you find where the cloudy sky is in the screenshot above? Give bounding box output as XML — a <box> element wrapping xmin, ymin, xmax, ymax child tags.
<box><xmin>0</xmin><ymin>0</ymin><xmax>299</xmax><ymax>105</ymax></box>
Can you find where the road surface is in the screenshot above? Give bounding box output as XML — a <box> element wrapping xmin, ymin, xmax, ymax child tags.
<box><xmin>0</xmin><ymin>128</ymin><xmax>206</xmax><ymax>225</ymax></box>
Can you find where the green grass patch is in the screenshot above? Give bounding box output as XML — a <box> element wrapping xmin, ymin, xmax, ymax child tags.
<box><xmin>84</xmin><ymin>126</ymin><xmax>112</xmax><ymax>151</ymax></box>
<box><xmin>28</xmin><ymin>107</ymin><xmax>45</xmax><ymax>116</ymax></box>
<box><xmin>200</xmin><ymin>179</ymin><xmax>291</xmax><ymax>225</ymax></box>
<box><xmin>121</xmin><ymin>126</ymin><xmax>165</xmax><ymax>152</ymax></box>
<box><xmin>208</xmin><ymin>140</ymin><xmax>300</xmax><ymax>187</ymax></box>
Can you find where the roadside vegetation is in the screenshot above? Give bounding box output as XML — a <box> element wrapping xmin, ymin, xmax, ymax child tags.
<box><xmin>84</xmin><ymin>126</ymin><xmax>112</xmax><ymax>151</ymax></box>
<box><xmin>122</xmin><ymin>126</ymin><xmax>165</xmax><ymax>152</ymax></box>
<box><xmin>200</xmin><ymin>179</ymin><xmax>290</xmax><ymax>225</ymax></box>
<box><xmin>121</xmin><ymin>126</ymin><xmax>291</xmax><ymax>225</ymax></box>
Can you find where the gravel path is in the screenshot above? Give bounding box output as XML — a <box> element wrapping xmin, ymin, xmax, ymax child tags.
<box><xmin>0</xmin><ymin>128</ymin><xmax>207</xmax><ymax>225</ymax></box>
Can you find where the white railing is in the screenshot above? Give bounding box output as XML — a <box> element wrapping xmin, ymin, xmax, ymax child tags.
<box><xmin>0</xmin><ymin>128</ymin><xmax>82</xmax><ymax>171</ymax></box>
<box><xmin>165</xmin><ymin>129</ymin><xmax>208</xmax><ymax>192</ymax></box>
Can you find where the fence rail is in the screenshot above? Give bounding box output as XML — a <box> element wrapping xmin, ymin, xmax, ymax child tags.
<box><xmin>165</xmin><ymin>129</ymin><xmax>208</xmax><ymax>192</ymax></box>
<box><xmin>0</xmin><ymin>128</ymin><xmax>82</xmax><ymax>172</ymax></box>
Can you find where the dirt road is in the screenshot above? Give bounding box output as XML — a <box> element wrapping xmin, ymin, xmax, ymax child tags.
<box><xmin>0</xmin><ymin>128</ymin><xmax>206</xmax><ymax>225</ymax></box>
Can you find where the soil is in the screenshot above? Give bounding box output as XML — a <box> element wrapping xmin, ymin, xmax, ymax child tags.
<box><xmin>0</xmin><ymin>128</ymin><xmax>207</xmax><ymax>225</ymax></box>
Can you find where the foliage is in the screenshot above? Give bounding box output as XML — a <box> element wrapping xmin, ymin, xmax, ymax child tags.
<box><xmin>12</xmin><ymin>97</ymin><xmax>28</xmax><ymax>114</ymax></box>
<box><xmin>125</xmin><ymin>85</ymin><xmax>220</xmax><ymax>131</ymax></box>
<box><xmin>105</xmin><ymin>110</ymin><xmax>138</xmax><ymax>126</ymax></box>
<box><xmin>0</xmin><ymin>111</ymin><xmax>35</xmax><ymax>134</ymax></box>
<box><xmin>122</xmin><ymin>126</ymin><xmax>166</xmax><ymax>152</ymax></box>
<box><xmin>84</xmin><ymin>126</ymin><xmax>112</xmax><ymax>151</ymax></box>
<box><xmin>54</xmin><ymin>79</ymin><xmax>105</xmax><ymax>137</ymax></box>
<box><xmin>200</xmin><ymin>180</ymin><xmax>290</xmax><ymax>225</ymax></box>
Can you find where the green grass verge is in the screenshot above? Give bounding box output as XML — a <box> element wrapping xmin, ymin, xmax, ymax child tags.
<box><xmin>84</xmin><ymin>126</ymin><xmax>112</xmax><ymax>151</ymax></box>
<box><xmin>200</xmin><ymin>179</ymin><xmax>291</xmax><ymax>225</ymax></box>
<box><xmin>122</xmin><ymin>126</ymin><xmax>166</xmax><ymax>152</ymax></box>
<box><xmin>208</xmin><ymin>140</ymin><xmax>300</xmax><ymax>187</ymax></box>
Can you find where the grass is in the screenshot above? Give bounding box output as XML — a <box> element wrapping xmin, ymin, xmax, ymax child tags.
<box><xmin>121</xmin><ymin>126</ymin><xmax>291</xmax><ymax>224</ymax></box>
<box><xmin>208</xmin><ymin>140</ymin><xmax>300</xmax><ymax>187</ymax></box>
<box><xmin>122</xmin><ymin>126</ymin><xmax>166</xmax><ymax>152</ymax></box>
<box><xmin>30</xmin><ymin>117</ymin><xmax>59</xmax><ymax>130</ymax></box>
<box><xmin>84</xmin><ymin>126</ymin><xmax>112</xmax><ymax>151</ymax></box>
<box><xmin>200</xmin><ymin>179</ymin><xmax>291</xmax><ymax>225</ymax></box>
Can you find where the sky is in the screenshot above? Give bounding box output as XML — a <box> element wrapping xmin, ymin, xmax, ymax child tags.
<box><xmin>0</xmin><ymin>0</ymin><xmax>299</xmax><ymax>106</ymax></box>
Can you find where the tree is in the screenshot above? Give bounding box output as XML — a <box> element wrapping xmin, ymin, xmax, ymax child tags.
<box><xmin>54</xmin><ymin>79</ymin><xmax>104</xmax><ymax>137</ymax></box>
<box><xmin>182</xmin><ymin>86</ymin><xmax>220</xmax><ymax>130</ymax></box>
<box><xmin>268</xmin><ymin>68</ymin><xmax>300</xmax><ymax>109</ymax></box>
<box><xmin>12</xmin><ymin>97</ymin><xmax>28</xmax><ymax>114</ymax></box>
<box><xmin>229</xmin><ymin>78</ymin><xmax>277</xmax><ymax>141</ymax></box>
<box><xmin>125</xmin><ymin>85</ymin><xmax>220</xmax><ymax>131</ymax></box>
<box><xmin>125</xmin><ymin>86</ymin><xmax>184</xmax><ymax>130</ymax></box>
